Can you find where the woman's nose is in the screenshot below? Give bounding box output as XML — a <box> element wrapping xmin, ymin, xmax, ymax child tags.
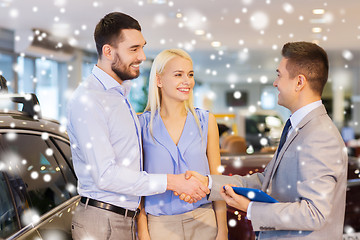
<box><xmin>182</xmin><ymin>78</ymin><xmax>190</xmax><ymax>85</ymax></box>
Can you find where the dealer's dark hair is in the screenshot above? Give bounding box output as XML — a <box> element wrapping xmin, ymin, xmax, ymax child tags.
<box><xmin>94</xmin><ymin>12</ymin><xmax>141</xmax><ymax>58</ymax></box>
<box><xmin>282</xmin><ymin>41</ymin><xmax>329</xmax><ymax>95</ymax></box>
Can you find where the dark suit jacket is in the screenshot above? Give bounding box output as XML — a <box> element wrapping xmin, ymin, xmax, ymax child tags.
<box><xmin>210</xmin><ymin>105</ymin><xmax>348</xmax><ymax>239</ymax></box>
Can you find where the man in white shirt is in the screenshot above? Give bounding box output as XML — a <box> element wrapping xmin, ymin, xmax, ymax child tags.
<box><xmin>67</xmin><ymin>12</ymin><xmax>209</xmax><ymax>240</ymax></box>
<box><xmin>185</xmin><ymin>41</ymin><xmax>348</xmax><ymax>239</ymax></box>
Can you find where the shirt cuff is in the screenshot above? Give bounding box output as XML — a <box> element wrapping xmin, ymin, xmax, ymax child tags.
<box><xmin>246</xmin><ymin>201</ymin><xmax>253</xmax><ymax>220</ymax></box>
<box><xmin>149</xmin><ymin>174</ymin><xmax>167</xmax><ymax>194</ymax></box>
<box><xmin>207</xmin><ymin>175</ymin><xmax>213</xmax><ymax>189</ymax></box>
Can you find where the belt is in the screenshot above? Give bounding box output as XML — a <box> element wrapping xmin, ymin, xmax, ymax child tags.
<box><xmin>80</xmin><ymin>197</ymin><xmax>139</xmax><ymax>218</ymax></box>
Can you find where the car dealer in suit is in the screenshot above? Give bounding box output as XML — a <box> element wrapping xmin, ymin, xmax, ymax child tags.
<box><xmin>186</xmin><ymin>41</ymin><xmax>348</xmax><ymax>239</ymax></box>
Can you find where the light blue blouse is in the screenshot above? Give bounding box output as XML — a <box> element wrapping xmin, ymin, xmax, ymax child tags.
<box><xmin>138</xmin><ymin>108</ymin><xmax>211</xmax><ymax>216</ymax></box>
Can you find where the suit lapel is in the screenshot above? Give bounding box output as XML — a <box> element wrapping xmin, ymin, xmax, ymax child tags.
<box><xmin>264</xmin><ymin>105</ymin><xmax>328</xmax><ymax>191</ymax></box>
<box><xmin>265</xmin><ymin>129</ymin><xmax>299</xmax><ymax>190</ymax></box>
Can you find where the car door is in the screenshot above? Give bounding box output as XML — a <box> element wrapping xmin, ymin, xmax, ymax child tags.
<box><xmin>0</xmin><ymin>131</ymin><xmax>79</xmax><ymax>240</ymax></box>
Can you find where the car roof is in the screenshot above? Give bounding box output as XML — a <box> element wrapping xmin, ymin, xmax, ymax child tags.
<box><xmin>0</xmin><ymin>111</ymin><xmax>68</xmax><ymax>139</ymax></box>
<box><xmin>0</xmin><ymin>90</ymin><xmax>68</xmax><ymax>140</ymax></box>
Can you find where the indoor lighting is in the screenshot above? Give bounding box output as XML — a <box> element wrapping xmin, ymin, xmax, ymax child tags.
<box><xmin>148</xmin><ymin>0</ymin><xmax>167</xmax><ymax>4</ymax></box>
<box><xmin>195</xmin><ymin>29</ymin><xmax>205</xmax><ymax>35</ymax></box>
<box><xmin>312</xmin><ymin>27</ymin><xmax>322</xmax><ymax>33</ymax></box>
<box><xmin>310</xmin><ymin>18</ymin><xmax>327</xmax><ymax>24</ymax></box>
<box><xmin>312</xmin><ymin>9</ymin><xmax>325</xmax><ymax>15</ymax></box>
<box><xmin>211</xmin><ymin>41</ymin><xmax>221</xmax><ymax>47</ymax></box>
<box><xmin>0</xmin><ymin>0</ymin><xmax>12</xmax><ymax>7</ymax></box>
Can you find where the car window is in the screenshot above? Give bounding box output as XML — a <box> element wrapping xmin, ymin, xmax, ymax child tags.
<box><xmin>51</xmin><ymin>138</ymin><xmax>78</xmax><ymax>196</ymax></box>
<box><xmin>52</xmin><ymin>138</ymin><xmax>75</xmax><ymax>175</ymax></box>
<box><xmin>246</xmin><ymin>119</ymin><xmax>260</xmax><ymax>134</ymax></box>
<box><xmin>0</xmin><ymin>172</ymin><xmax>20</xmax><ymax>238</ymax></box>
<box><xmin>0</xmin><ymin>133</ymin><xmax>72</xmax><ymax>225</ymax></box>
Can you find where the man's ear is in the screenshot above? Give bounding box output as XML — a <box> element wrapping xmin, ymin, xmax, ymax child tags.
<box><xmin>296</xmin><ymin>74</ymin><xmax>306</xmax><ymax>92</ymax></box>
<box><xmin>156</xmin><ymin>74</ymin><xmax>162</xmax><ymax>87</ymax></box>
<box><xmin>102</xmin><ymin>44</ymin><xmax>113</xmax><ymax>60</ymax></box>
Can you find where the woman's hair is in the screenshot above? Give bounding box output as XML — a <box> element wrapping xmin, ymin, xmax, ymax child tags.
<box><xmin>145</xmin><ymin>49</ymin><xmax>201</xmax><ymax>138</ymax></box>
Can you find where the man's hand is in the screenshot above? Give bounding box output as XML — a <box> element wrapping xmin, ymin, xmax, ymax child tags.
<box><xmin>174</xmin><ymin>171</ymin><xmax>209</xmax><ymax>203</ymax></box>
<box><xmin>220</xmin><ymin>184</ymin><xmax>250</xmax><ymax>212</ymax></box>
<box><xmin>167</xmin><ymin>173</ymin><xmax>210</xmax><ymax>202</ymax></box>
<box><xmin>185</xmin><ymin>170</ymin><xmax>209</xmax><ymax>185</ymax></box>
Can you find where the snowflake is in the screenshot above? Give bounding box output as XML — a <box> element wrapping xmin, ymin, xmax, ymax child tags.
<box><xmin>66</xmin><ymin>183</ymin><xmax>77</xmax><ymax>194</ymax></box>
<box><xmin>250</xmin><ymin>11</ymin><xmax>269</xmax><ymax>30</ymax></box>
<box><xmin>247</xmin><ymin>191</ymin><xmax>255</xmax><ymax>199</ymax></box>
<box><xmin>344</xmin><ymin>225</ymin><xmax>355</xmax><ymax>234</ymax></box>
<box><xmin>233</xmin><ymin>159</ymin><xmax>242</xmax><ymax>168</ymax></box>
<box><xmin>31</xmin><ymin>171</ymin><xmax>39</xmax><ymax>179</ymax></box>
<box><xmin>43</xmin><ymin>174</ymin><xmax>52</xmax><ymax>182</ymax></box>
<box><xmin>45</xmin><ymin>148</ymin><xmax>54</xmax><ymax>156</ymax></box>
<box><xmin>21</xmin><ymin>208</ymin><xmax>40</xmax><ymax>226</ymax></box>
<box><xmin>41</xmin><ymin>132</ymin><xmax>49</xmax><ymax>140</ymax></box>
<box><xmin>217</xmin><ymin>165</ymin><xmax>225</xmax><ymax>173</ymax></box>
<box><xmin>280</xmin><ymin>213</ymin><xmax>291</xmax><ymax>223</ymax></box>
<box><xmin>149</xmin><ymin>180</ymin><xmax>158</xmax><ymax>191</ymax></box>
<box><xmin>6</xmin><ymin>132</ymin><xmax>17</xmax><ymax>141</ymax></box>
<box><xmin>282</xmin><ymin>3</ymin><xmax>294</xmax><ymax>14</ymax></box>
<box><xmin>228</xmin><ymin>219</ymin><xmax>237</xmax><ymax>227</ymax></box>
<box><xmin>122</xmin><ymin>158</ymin><xmax>130</xmax><ymax>167</ymax></box>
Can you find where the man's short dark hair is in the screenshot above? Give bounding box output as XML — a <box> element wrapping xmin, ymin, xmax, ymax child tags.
<box><xmin>282</xmin><ymin>41</ymin><xmax>329</xmax><ymax>95</ymax></box>
<box><xmin>94</xmin><ymin>12</ymin><xmax>141</xmax><ymax>58</ymax></box>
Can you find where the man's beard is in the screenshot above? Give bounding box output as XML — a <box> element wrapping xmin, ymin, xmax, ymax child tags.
<box><xmin>111</xmin><ymin>53</ymin><xmax>140</xmax><ymax>81</ymax></box>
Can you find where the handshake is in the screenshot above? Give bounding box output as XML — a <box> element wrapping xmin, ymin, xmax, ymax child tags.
<box><xmin>167</xmin><ymin>171</ymin><xmax>250</xmax><ymax>212</ymax></box>
<box><xmin>167</xmin><ymin>171</ymin><xmax>209</xmax><ymax>204</ymax></box>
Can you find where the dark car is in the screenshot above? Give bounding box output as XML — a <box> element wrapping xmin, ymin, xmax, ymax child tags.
<box><xmin>0</xmin><ymin>91</ymin><xmax>79</xmax><ymax>240</ymax></box>
<box><xmin>245</xmin><ymin>118</ymin><xmax>272</xmax><ymax>152</ymax></box>
<box><xmin>221</xmin><ymin>154</ymin><xmax>360</xmax><ymax>240</ymax></box>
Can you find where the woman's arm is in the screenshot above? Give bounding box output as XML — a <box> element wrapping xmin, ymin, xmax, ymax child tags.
<box><xmin>136</xmin><ymin>198</ymin><xmax>151</xmax><ymax>240</ymax></box>
<box><xmin>207</xmin><ymin>113</ymin><xmax>228</xmax><ymax>240</ymax></box>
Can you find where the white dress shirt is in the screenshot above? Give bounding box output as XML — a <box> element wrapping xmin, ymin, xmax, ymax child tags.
<box><xmin>67</xmin><ymin>65</ymin><xmax>167</xmax><ymax>211</ymax></box>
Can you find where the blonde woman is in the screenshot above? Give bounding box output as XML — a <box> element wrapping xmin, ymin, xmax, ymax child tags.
<box><xmin>137</xmin><ymin>49</ymin><xmax>228</xmax><ymax>240</ymax></box>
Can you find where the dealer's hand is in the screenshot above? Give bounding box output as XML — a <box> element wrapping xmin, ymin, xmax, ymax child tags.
<box><xmin>220</xmin><ymin>184</ymin><xmax>250</xmax><ymax>212</ymax></box>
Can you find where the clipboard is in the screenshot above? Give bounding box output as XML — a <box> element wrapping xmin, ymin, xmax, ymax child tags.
<box><xmin>224</xmin><ymin>186</ymin><xmax>279</xmax><ymax>203</ymax></box>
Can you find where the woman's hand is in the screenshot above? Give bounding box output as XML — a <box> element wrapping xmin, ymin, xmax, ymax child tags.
<box><xmin>138</xmin><ymin>230</ymin><xmax>151</xmax><ymax>240</ymax></box>
<box><xmin>137</xmin><ymin>199</ymin><xmax>151</xmax><ymax>240</ymax></box>
<box><xmin>215</xmin><ymin>229</ymin><xmax>228</xmax><ymax>240</ymax></box>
